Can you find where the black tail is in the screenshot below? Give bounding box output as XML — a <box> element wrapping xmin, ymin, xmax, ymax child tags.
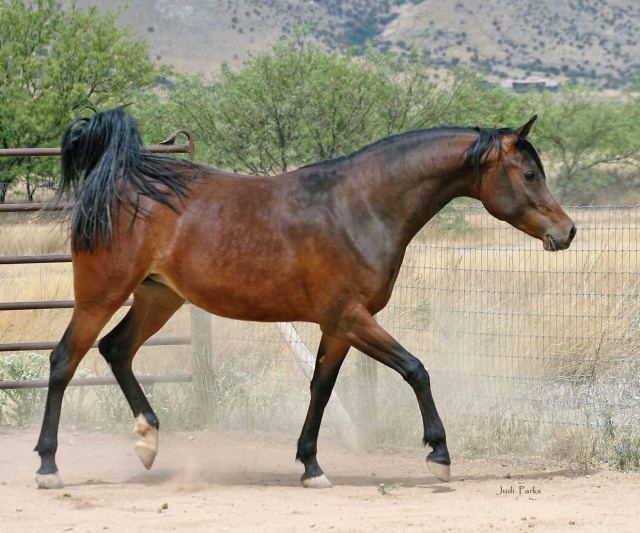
<box><xmin>59</xmin><ymin>108</ymin><xmax>192</xmax><ymax>253</ymax></box>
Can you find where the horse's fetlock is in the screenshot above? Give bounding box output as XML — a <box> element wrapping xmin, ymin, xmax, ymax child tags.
<box><xmin>148</xmin><ymin>414</ymin><xmax>160</xmax><ymax>430</ymax></box>
<box><xmin>425</xmin><ymin>429</ymin><xmax>447</xmax><ymax>448</ymax></box>
<box><xmin>35</xmin><ymin>437</ymin><xmax>57</xmax><ymax>456</ymax></box>
<box><xmin>296</xmin><ymin>440</ymin><xmax>317</xmax><ymax>462</ymax></box>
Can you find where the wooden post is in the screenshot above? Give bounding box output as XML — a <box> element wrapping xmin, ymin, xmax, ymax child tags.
<box><xmin>356</xmin><ymin>350</ymin><xmax>378</xmax><ymax>445</ymax></box>
<box><xmin>190</xmin><ymin>305</ymin><xmax>213</xmax><ymax>426</ymax></box>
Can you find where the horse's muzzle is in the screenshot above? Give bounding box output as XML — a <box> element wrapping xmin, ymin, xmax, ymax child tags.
<box><xmin>543</xmin><ymin>225</ymin><xmax>577</xmax><ymax>251</ymax></box>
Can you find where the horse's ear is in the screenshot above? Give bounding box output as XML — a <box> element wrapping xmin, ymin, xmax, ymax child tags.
<box><xmin>516</xmin><ymin>115</ymin><xmax>537</xmax><ymax>138</ymax></box>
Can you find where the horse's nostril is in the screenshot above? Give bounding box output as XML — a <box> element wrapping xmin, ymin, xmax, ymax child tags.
<box><xmin>569</xmin><ymin>225</ymin><xmax>577</xmax><ymax>241</ymax></box>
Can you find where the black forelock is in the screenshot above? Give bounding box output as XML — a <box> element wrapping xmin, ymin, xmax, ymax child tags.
<box><xmin>464</xmin><ymin>126</ymin><xmax>546</xmax><ymax>178</ymax></box>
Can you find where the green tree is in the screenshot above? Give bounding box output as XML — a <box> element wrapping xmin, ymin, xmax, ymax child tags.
<box><xmin>0</xmin><ymin>0</ymin><xmax>168</xmax><ymax>202</ymax></box>
<box><xmin>527</xmin><ymin>84</ymin><xmax>640</xmax><ymax>204</ymax></box>
<box><xmin>141</xmin><ymin>29</ymin><xmax>368</xmax><ymax>174</ymax></box>
<box><xmin>137</xmin><ymin>28</ymin><xmax>513</xmax><ymax>175</ymax></box>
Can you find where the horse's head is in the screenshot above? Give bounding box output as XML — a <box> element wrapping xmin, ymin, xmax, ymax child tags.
<box><xmin>472</xmin><ymin>117</ymin><xmax>576</xmax><ymax>251</ymax></box>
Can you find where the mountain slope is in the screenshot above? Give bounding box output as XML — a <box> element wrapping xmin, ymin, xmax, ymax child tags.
<box><xmin>71</xmin><ymin>0</ymin><xmax>640</xmax><ymax>87</ymax></box>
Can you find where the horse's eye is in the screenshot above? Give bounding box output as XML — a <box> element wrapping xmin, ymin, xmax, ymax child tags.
<box><xmin>524</xmin><ymin>171</ymin><xmax>536</xmax><ymax>182</ymax></box>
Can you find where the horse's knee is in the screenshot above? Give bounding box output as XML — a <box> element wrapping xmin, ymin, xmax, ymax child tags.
<box><xmin>403</xmin><ymin>358</ymin><xmax>430</xmax><ymax>388</ymax></box>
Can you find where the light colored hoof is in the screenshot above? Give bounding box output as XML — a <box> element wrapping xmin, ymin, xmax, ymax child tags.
<box><xmin>427</xmin><ymin>460</ymin><xmax>451</xmax><ymax>482</ymax></box>
<box><xmin>35</xmin><ymin>472</ymin><xmax>64</xmax><ymax>489</ymax></box>
<box><xmin>301</xmin><ymin>474</ymin><xmax>333</xmax><ymax>489</ymax></box>
<box><xmin>134</xmin><ymin>414</ymin><xmax>158</xmax><ymax>470</ymax></box>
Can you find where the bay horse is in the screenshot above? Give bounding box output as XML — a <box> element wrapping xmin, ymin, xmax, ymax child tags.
<box><xmin>35</xmin><ymin>108</ymin><xmax>576</xmax><ymax>489</ymax></box>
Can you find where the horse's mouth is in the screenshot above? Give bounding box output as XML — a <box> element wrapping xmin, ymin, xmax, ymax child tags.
<box><xmin>543</xmin><ymin>229</ymin><xmax>576</xmax><ymax>251</ymax></box>
<box><xmin>543</xmin><ymin>235</ymin><xmax>556</xmax><ymax>251</ymax></box>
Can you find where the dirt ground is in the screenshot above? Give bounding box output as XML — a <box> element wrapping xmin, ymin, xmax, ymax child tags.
<box><xmin>1</xmin><ymin>427</ymin><xmax>639</xmax><ymax>533</ymax></box>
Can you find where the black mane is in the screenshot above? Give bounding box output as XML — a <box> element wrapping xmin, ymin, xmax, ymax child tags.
<box><xmin>301</xmin><ymin>125</ymin><xmax>545</xmax><ymax>177</ymax></box>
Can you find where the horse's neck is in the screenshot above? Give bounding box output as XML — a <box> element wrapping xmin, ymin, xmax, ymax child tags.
<box><xmin>353</xmin><ymin>136</ymin><xmax>478</xmax><ymax>245</ymax></box>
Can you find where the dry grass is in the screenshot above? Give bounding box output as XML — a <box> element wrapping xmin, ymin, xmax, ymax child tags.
<box><xmin>0</xmin><ymin>211</ymin><xmax>191</xmax><ymax>381</ymax></box>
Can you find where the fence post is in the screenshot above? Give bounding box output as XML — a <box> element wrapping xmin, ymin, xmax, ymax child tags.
<box><xmin>356</xmin><ymin>350</ymin><xmax>378</xmax><ymax>444</ymax></box>
<box><xmin>355</xmin><ymin>314</ymin><xmax>378</xmax><ymax>444</ymax></box>
<box><xmin>190</xmin><ymin>305</ymin><xmax>213</xmax><ymax>426</ymax></box>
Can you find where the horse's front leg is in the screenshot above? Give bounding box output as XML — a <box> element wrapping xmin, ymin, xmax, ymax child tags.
<box><xmin>296</xmin><ymin>334</ymin><xmax>351</xmax><ymax>488</ymax></box>
<box><xmin>334</xmin><ymin>306</ymin><xmax>451</xmax><ymax>482</ymax></box>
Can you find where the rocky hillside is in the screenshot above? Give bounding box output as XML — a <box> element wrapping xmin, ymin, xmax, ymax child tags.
<box><xmin>72</xmin><ymin>0</ymin><xmax>640</xmax><ymax>87</ymax></box>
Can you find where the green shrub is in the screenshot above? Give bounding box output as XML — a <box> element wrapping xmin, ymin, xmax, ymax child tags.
<box><xmin>0</xmin><ymin>353</ymin><xmax>48</xmax><ymax>427</ymax></box>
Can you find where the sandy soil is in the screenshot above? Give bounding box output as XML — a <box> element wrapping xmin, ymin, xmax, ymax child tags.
<box><xmin>1</xmin><ymin>427</ymin><xmax>639</xmax><ymax>532</ymax></box>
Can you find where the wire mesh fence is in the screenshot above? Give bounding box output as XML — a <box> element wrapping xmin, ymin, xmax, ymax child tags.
<box><xmin>191</xmin><ymin>204</ymin><xmax>640</xmax><ymax>466</ymax></box>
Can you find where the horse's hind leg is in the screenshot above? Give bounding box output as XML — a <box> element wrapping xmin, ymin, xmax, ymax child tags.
<box><xmin>296</xmin><ymin>333</ymin><xmax>350</xmax><ymax>488</ymax></box>
<box><xmin>35</xmin><ymin>301</ymin><xmax>127</xmax><ymax>488</ymax></box>
<box><xmin>98</xmin><ymin>278</ymin><xmax>185</xmax><ymax>470</ymax></box>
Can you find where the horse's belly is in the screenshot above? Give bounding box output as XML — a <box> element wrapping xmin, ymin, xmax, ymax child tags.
<box><xmin>155</xmin><ymin>270</ymin><xmax>316</xmax><ymax>323</ymax></box>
